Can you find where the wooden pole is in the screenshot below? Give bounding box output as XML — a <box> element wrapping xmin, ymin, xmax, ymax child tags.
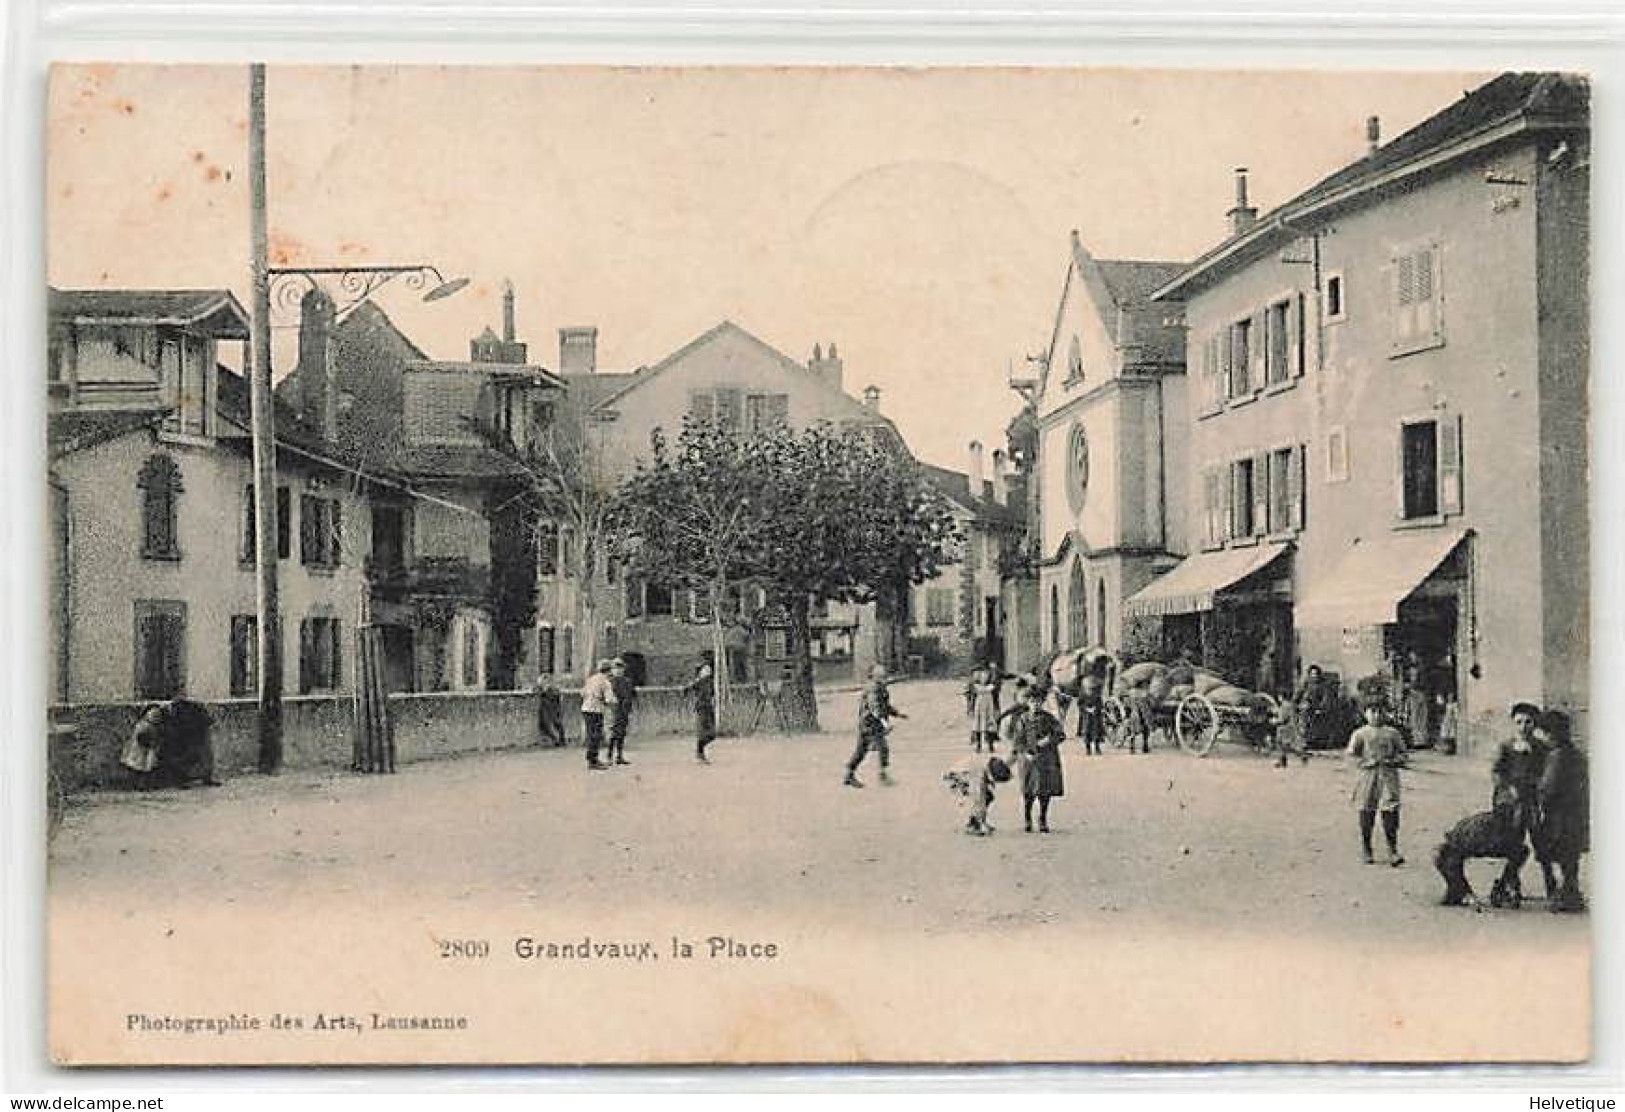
<box><xmin>249</xmin><ymin>63</ymin><xmax>284</xmax><ymax>773</ymax></box>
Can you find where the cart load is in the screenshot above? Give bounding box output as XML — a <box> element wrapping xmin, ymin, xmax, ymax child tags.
<box><xmin>1105</xmin><ymin>659</ymin><xmax>1280</xmax><ymax>757</ymax></box>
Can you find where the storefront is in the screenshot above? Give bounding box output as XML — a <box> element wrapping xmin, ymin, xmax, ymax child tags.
<box><xmin>1295</xmin><ymin>529</ymin><xmax>1471</xmax><ymax>750</ymax></box>
<box><xmin>1123</xmin><ymin>542</ymin><xmax>1294</xmax><ymax>693</ymax></box>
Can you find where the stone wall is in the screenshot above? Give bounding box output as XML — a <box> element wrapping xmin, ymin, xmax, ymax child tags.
<box><xmin>48</xmin><ymin>684</ymin><xmax>709</xmax><ymax>793</ymax></box>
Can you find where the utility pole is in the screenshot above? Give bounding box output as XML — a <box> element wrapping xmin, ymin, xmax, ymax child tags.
<box><xmin>249</xmin><ymin>63</ymin><xmax>284</xmax><ymax>772</ymax></box>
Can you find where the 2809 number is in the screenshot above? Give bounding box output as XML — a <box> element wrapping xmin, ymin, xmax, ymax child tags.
<box><xmin>438</xmin><ymin>939</ymin><xmax>490</xmax><ymax>959</ymax></box>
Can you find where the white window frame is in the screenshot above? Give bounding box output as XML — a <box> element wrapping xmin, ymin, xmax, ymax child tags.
<box><xmin>1323</xmin><ymin>270</ymin><xmax>1347</xmax><ymax>325</ymax></box>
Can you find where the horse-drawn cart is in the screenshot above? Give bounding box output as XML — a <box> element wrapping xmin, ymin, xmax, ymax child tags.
<box><xmin>1048</xmin><ymin>651</ymin><xmax>1284</xmax><ymax>758</ymax></box>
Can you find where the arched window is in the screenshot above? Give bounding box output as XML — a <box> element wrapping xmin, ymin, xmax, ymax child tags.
<box><xmin>136</xmin><ymin>454</ymin><xmax>183</xmax><ymax>560</ymax></box>
<box><xmin>1048</xmin><ymin>584</ymin><xmax>1060</xmax><ymax>652</ymax></box>
<box><xmin>1097</xmin><ymin>578</ymin><xmax>1108</xmax><ymax>648</ymax></box>
<box><xmin>1068</xmin><ymin>558</ymin><xmax>1088</xmax><ymax>649</ymax></box>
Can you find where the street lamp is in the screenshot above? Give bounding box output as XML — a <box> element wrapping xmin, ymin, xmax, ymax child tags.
<box><xmin>248</xmin><ymin>64</ymin><xmax>466</xmax><ymax>773</ymax></box>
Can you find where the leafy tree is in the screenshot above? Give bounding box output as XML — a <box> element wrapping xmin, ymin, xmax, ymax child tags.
<box><xmin>755</xmin><ymin>424</ymin><xmax>959</xmax><ymax>729</ymax></box>
<box><xmin>610</xmin><ymin>418</ymin><xmax>775</xmax><ymax>708</ymax></box>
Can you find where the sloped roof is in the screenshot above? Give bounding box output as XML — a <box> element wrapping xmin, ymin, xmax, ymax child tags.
<box><xmin>47</xmin><ymin>409</ymin><xmax>164</xmax><ymax>456</ymax></box>
<box><xmin>917</xmin><ymin>461</ymin><xmax>1023</xmax><ymax>525</ymax></box>
<box><xmin>1155</xmin><ymin>71</ymin><xmax>1589</xmax><ymax>300</ymax></box>
<box><xmin>1095</xmin><ymin>260</ymin><xmax>1187</xmax><ymax>307</ymax></box>
<box><xmin>390</xmin><ymin>444</ymin><xmax>529</xmax><ymax>480</ymax></box>
<box><xmin>48</xmin><ymin>287</ymin><xmax>250</xmax><ymax>339</ymax></box>
<box><xmin>562</xmin><ymin>371</ymin><xmax>641</xmax><ymax>411</ymax></box>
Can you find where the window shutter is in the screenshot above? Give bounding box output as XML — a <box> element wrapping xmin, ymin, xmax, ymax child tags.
<box><xmin>277</xmin><ymin>487</ymin><xmax>291</xmax><ymax>559</ymax></box>
<box><xmin>688</xmin><ymin>390</ymin><xmax>715</xmax><ymax>425</ymax></box>
<box><xmin>1252</xmin><ymin>451</ymin><xmax>1269</xmax><ymax>536</ymax></box>
<box><xmin>331</xmin><ymin>619</ymin><xmax>344</xmax><ymax>690</ymax></box>
<box><xmin>1394</xmin><ymin>425</ymin><xmax>1408</xmax><ymax>518</ymax></box>
<box><xmin>1438</xmin><ymin>414</ymin><xmax>1463</xmax><ymax>516</ymax></box>
<box><xmin>1420</xmin><ymin>246</ymin><xmax>1441</xmax><ymax>342</ymax></box>
<box><xmin>1202</xmin><ymin>469</ymin><xmax>1217</xmax><ymax>546</ymax></box>
<box><xmin>1222</xmin><ymin>463</ymin><xmax>1236</xmax><ymax>540</ymax></box>
<box><xmin>1207</xmin><ymin>335</ymin><xmax>1222</xmax><ymax>410</ymax></box>
<box><xmin>1251</xmin><ymin>311</ymin><xmax>1267</xmax><ymax>389</ymax></box>
<box><xmin>1291</xmin><ymin>293</ymin><xmax>1306</xmax><ymax>378</ymax></box>
<box><xmin>299</xmin><ymin>496</ymin><xmax>316</xmax><ymax>564</ymax></box>
<box><xmin>298</xmin><ymin>618</ymin><xmax>314</xmax><ymax>694</ymax></box>
<box><xmin>1289</xmin><ymin>445</ymin><xmax>1306</xmax><ymax>531</ymax></box>
<box><xmin>330</xmin><ymin>501</ymin><xmax>342</xmax><ymax>566</ymax></box>
<box><xmin>1221</xmin><ymin>325</ymin><xmax>1236</xmax><ymax>400</ymax></box>
<box><xmin>241</xmin><ymin>486</ymin><xmax>255</xmax><ymax>562</ymax></box>
<box><xmin>716</xmin><ymin>387</ymin><xmax>743</xmax><ymax>432</ymax></box>
<box><xmin>625</xmin><ymin>578</ymin><xmax>644</xmax><ymax>619</ymax></box>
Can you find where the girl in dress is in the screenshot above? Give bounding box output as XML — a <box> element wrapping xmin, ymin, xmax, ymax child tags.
<box><xmin>1346</xmin><ymin>697</ymin><xmax>1408</xmax><ymax>865</ymax></box>
<box><xmin>965</xmin><ymin>665</ymin><xmax>1001</xmax><ymax>753</ymax></box>
<box><xmin>1008</xmin><ymin>685</ymin><xmax>1067</xmax><ymax>833</ymax></box>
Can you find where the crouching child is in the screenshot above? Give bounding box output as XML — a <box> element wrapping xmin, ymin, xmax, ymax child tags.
<box><xmin>1434</xmin><ymin>806</ymin><xmax>1530</xmax><ymax>908</ymax></box>
<box><xmin>944</xmin><ymin>755</ymin><xmax>1013</xmax><ymax>835</ymax></box>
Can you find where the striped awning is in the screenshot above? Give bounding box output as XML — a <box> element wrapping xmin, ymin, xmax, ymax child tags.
<box><xmin>1123</xmin><ymin>542</ymin><xmax>1291</xmax><ymax>618</ymax></box>
<box><xmin>1295</xmin><ymin>528</ymin><xmax>1468</xmax><ymax>629</ymax></box>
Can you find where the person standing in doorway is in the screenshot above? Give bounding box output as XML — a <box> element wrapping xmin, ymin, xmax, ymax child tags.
<box><xmin>685</xmin><ymin>661</ymin><xmax>718</xmax><ymax>763</ymax></box>
<box><xmin>580</xmin><ymin>659</ymin><xmax>617</xmax><ymax>771</ymax></box>
<box><xmin>606</xmin><ymin>657</ymin><xmax>638</xmax><ymax>766</ymax></box>
<box><xmin>845</xmin><ymin>664</ymin><xmax>905</xmax><ymax>788</ymax></box>
<box><xmin>1346</xmin><ymin>697</ymin><xmax>1407</xmax><ymax>866</ymax></box>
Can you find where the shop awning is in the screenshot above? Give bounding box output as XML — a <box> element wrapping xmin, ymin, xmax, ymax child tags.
<box><xmin>1123</xmin><ymin>542</ymin><xmax>1291</xmax><ymax>618</ymax></box>
<box><xmin>1295</xmin><ymin>528</ymin><xmax>1469</xmax><ymax>629</ymax></box>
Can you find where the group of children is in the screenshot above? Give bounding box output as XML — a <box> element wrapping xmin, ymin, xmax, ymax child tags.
<box><xmin>942</xmin><ymin>668</ymin><xmax>1068</xmax><ymax>836</ymax></box>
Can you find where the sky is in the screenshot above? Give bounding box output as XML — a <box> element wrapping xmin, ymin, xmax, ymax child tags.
<box><xmin>48</xmin><ymin>64</ymin><xmax>1489</xmax><ymax>471</ymax></box>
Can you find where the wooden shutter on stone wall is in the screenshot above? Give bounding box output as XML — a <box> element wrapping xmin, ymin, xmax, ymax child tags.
<box><xmin>1438</xmin><ymin>414</ymin><xmax>1463</xmax><ymax>516</ymax></box>
<box><xmin>1251</xmin><ymin>451</ymin><xmax>1269</xmax><ymax>537</ymax></box>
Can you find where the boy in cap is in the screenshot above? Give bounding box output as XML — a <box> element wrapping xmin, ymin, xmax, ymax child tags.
<box><xmin>606</xmin><ymin>657</ymin><xmax>637</xmax><ymax>766</ymax></box>
<box><xmin>579</xmin><ymin>659</ymin><xmax>618</xmax><ymax>771</ymax></box>
<box><xmin>845</xmin><ymin>664</ymin><xmax>906</xmax><ymax>788</ymax></box>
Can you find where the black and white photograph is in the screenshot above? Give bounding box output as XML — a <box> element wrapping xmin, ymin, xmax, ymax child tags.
<box><xmin>42</xmin><ymin>62</ymin><xmax>1591</xmax><ymax>1064</ymax></box>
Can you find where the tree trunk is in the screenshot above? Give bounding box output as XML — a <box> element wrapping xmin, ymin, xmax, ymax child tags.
<box><xmin>579</xmin><ymin>583</ymin><xmax>598</xmax><ymax>685</ymax></box>
<box><xmin>784</xmin><ymin>594</ymin><xmax>819</xmax><ymax>731</ymax></box>
<box><xmin>710</xmin><ymin>576</ymin><xmax>730</xmax><ymax>709</ymax></box>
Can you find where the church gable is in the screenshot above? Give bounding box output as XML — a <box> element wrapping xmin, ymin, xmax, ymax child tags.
<box><xmin>1038</xmin><ymin>255</ymin><xmax>1119</xmax><ymax>422</ymax></box>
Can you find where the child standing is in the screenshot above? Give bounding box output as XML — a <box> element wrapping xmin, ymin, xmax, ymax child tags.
<box><xmin>845</xmin><ymin>664</ymin><xmax>906</xmax><ymax>788</ymax></box>
<box><xmin>966</xmin><ymin>665</ymin><xmax>1000</xmax><ymax>753</ymax></box>
<box><xmin>1346</xmin><ymin>697</ymin><xmax>1408</xmax><ymax>865</ymax></box>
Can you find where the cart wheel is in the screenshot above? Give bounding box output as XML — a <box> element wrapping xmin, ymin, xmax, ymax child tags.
<box><xmin>1103</xmin><ymin>696</ymin><xmax>1130</xmax><ymax>749</ymax></box>
<box><xmin>1176</xmin><ymin>693</ymin><xmax>1220</xmax><ymax>756</ymax></box>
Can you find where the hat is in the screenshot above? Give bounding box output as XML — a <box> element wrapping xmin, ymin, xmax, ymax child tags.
<box><xmin>1510</xmin><ymin>701</ymin><xmax>1541</xmax><ymax>719</ymax></box>
<box><xmin>1538</xmin><ymin>709</ymin><xmax>1572</xmax><ymax>744</ymax></box>
<box><xmin>869</xmin><ymin>664</ymin><xmax>888</xmax><ymax>681</ymax></box>
<box><xmin>987</xmin><ymin>756</ymin><xmax>1013</xmax><ymax>783</ymax></box>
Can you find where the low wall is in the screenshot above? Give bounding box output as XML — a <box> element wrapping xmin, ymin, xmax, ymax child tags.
<box><xmin>48</xmin><ymin>684</ymin><xmax>708</xmax><ymax>793</ymax></box>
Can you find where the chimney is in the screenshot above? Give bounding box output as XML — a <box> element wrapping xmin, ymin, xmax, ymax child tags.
<box><xmin>862</xmin><ymin>384</ymin><xmax>881</xmax><ymax>411</ymax></box>
<box><xmin>992</xmin><ymin>448</ymin><xmax>1008</xmax><ymax>506</ymax></box>
<box><xmin>1227</xmin><ymin>167</ymin><xmax>1258</xmax><ymax>237</ymax></box>
<box><xmin>1366</xmin><ymin>115</ymin><xmax>1382</xmax><ymax>156</ymax></box>
<box><xmin>559</xmin><ymin>326</ymin><xmax>598</xmax><ymax>375</ymax></box>
<box><xmin>297</xmin><ymin>286</ymin><xmax>338</xmax><ymax>440</ymax></box>
<box><xmin>968</xmin><ymin>440</ymin><xmax>985</xmax><ymax>502</ymax></box>
<box><xmin>502</xmin><ymin>279</ymin><xmax>516</xmax><ymax>342</ymax></box>
<box><xmin>809</xmin><ymin>340</ymin><xmax>844</xmax><ymax>390</ymax></box>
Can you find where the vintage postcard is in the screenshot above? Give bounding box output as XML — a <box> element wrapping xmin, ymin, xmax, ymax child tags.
<box><xmin>44</xmin><ymin>64</ymin><xmax>1591</xmax><ymax>1065</ymax></box>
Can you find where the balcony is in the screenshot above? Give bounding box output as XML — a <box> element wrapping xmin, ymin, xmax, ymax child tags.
<box><xmin>366</xmin><ymin>555</ymin><xmax>490</xmax><ymax>603</ymax></box>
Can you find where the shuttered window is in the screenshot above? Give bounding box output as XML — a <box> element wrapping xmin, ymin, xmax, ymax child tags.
<box><xmin>1391</xmin><ymin>244</ymin><xmax>1444</xmax><ymax>355</ymax></box>
<box><xmin>537</xmin><ymin>625</ymin><xmax>556</xmax><ymax>674</ymax></box>
<box><xmin>229</xmin><ymin>614</ymin><xmax>257</xmax><ymax>697</ymax></box>
<box><xmin>300</xmin><ymin>495</ymin><xmax>342</xmax><ymax>568</ymax></box>
<box><xmin>137</xmin><ymin>454</ymin><xmax>183</xmax><ymax>561</ymax></box>
<box><xmin>298</xmin><ymin>616</ymin><xmax>342</xmax><ymax>693</ymax></box>
<box><xmin>133</xmin><ymin>600</ymin><xmax>186</xmax><ymax>700</ymax></box>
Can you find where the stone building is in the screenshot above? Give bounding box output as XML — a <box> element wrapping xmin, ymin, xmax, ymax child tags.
<box><xmin>1131</xmin><ymin>72</ymin><xmax>1589</xmax><ymax>749</ymax></box>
